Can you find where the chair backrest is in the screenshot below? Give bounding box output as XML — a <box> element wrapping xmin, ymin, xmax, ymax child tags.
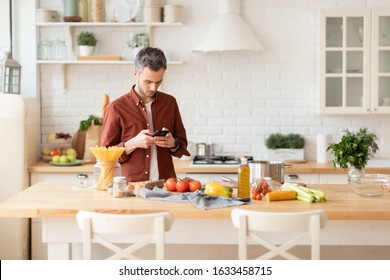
<box><xmin>76</xmin><ymin>210</ymin><xmax>174</xmax><ymax>260</ymax></box>
<box><xmin>231</xmin><ymin>208</ymin><xmax>327</xmax><ymax>260</ymax></box>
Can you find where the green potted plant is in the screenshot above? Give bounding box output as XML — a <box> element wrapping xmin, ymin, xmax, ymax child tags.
<box><xmin>76</xmin><ymin>31</ymin><xmax>98</xmax><ymax>56</ymax></box>
<box><xmin>327</xmin><ymin>127</ymin><xmax>379</xmax><ymax>179</ymax></box>
<box><xmin>265</xmin><ymin>133</ymin><xmax>305</xmax><ymax>161</ymax></box>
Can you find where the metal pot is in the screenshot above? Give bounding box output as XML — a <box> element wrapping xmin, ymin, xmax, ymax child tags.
<box><xmin>248</xmin><ymin>160</ymin><xmax>292</xmax><ymax>184</ymax></box>
<box><xmin>196</xmin><ymin>143</ymin><xmax>215</xmax><ymax>156</ymax></box>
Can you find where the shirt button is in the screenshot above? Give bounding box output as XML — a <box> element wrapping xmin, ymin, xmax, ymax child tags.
<box><xmin>145</xmin><ymin>171</ymin><xmax>148</xmax><ymax>174</ymax></box>
<box><xmin>146</xmin><ymin>154</ymin><xmax>149</xmax><ymax>158</ymax></box>
<box><xmin>146</xmin><ymin>123</ymin><xmax>150</xmax><ymax>127</ymax></box>
<box><xmin>143</xmin><ymin>108</ymin><xmax>145</xmax><ymax>111</ymax></box>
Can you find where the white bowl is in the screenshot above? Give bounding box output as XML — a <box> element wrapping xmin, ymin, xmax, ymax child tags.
<box><xmin>349</xmin><ymin>174</ymin><xmax>389</xmax><ymax>197</ymax></box>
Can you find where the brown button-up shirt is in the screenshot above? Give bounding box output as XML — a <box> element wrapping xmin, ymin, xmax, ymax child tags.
<box><xmin>100</xmin><ymin>86</ymin><xmax>190</xmax><ymax>182</ymax></box>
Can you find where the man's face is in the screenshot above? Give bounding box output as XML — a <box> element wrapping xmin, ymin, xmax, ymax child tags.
<box><xmin>134</xmin><ymin>67</ymin><xmax>165</xmax><ymax>101</ymax></box>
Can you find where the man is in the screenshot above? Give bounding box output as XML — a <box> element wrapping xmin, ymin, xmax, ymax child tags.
<box><xmin>101</xmin><ymin>47</ymin><xmax>190</xmax><ymax>182</ymax></box>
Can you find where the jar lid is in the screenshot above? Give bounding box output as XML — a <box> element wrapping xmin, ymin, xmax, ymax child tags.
<box><xmin>113</xmin><ymin>176</ymin><xmax>127</xmax><ymax>183</ymax></box>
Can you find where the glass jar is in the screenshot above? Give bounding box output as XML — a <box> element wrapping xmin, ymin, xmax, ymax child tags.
<box><xmin>113</xmin><ymin>176</ymin><xmax>128</xmax><ymax>198</ymax></box>
<box><xmin>52</xmin><ymin>39</ymin><xmax>67</xmax><ymax>60</ymax></box>
<box><xmin>93</xmin><ymin>160</ymin><xmax>121</xmax><ymax>191</ymax></box>
<box><xmin>78</xmin><ymin>0</ymin><xmax>89</xmax><ymax>22</ymax></box>
<box><xmin>91</xmin><ymin>0</ymin><xmax>104</xmax><ymax>22</ymax></box>
<box><xmin>38</xmin><ymin>40</ymin><xmax>53</xmax><ymax>60</ymax></box>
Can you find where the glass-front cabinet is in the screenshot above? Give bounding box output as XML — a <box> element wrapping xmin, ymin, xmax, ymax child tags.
<box><xmin>372</xmin><ymin>10</ymin><xmax>390</xmax><ymax>111</ymax></box>
<box><xmin>320</xmin><ymin>10</ymin><xmax>390</xmax><ymax>114</ymax></box>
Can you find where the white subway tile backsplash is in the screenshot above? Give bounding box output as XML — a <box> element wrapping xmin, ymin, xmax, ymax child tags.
<box><xmin>35</xmin><ymin>0</ymin><xmax>390</xmax><ymax>160</ymax></box>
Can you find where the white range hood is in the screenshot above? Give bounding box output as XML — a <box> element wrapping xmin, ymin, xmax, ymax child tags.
<box><xmin>193</xmin><ymin>0</ymin><xmax>264</xmax><ymax>53</ymax></box>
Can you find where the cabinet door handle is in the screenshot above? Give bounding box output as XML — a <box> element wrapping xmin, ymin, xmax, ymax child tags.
<box><xmin>287</xmin><ymin>174</ymin><xmax>299</xmax><ymax>180</ymax></box>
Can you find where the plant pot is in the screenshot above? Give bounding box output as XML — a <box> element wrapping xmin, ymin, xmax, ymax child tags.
<box><xmin>266</xmin><ymin>148</ymin><xmax>304</xmax><ymax>161</ymax></box>
<box><xmin>79</xmin><ymin>45</ymin><xmax>95</xmax><ymax>56</ymax></box>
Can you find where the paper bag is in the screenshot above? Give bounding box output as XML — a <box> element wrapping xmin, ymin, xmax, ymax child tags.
<box><xmin>71</xmin><ymin>129</ymin><xmax>86</xmax><ymax>160</ymax></box>
<box><xmin>83</xmin><ymin>119</ymin><xmax>102</xmax><ymax>163</ymax></box>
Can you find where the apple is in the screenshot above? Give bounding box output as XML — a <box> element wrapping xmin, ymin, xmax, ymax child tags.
<box><xmin>52</xmin><ymin>155</ymin><xmax>61</xmax><ymax>163</ymax></box>
<box><xmin>59</xmin><ymin>155</ymin><xmax>69</xmax><ymax>163</ymax></box>
<box><xmin>42</xmin><ymin>147</ymin><xmax>51</xmax><ymax>156</ymax></box>
<box><xmin>67</xmin><ymin>148</ymin><xmax>77</xmax><ymax>156</ymax></box>
<box><xmin>47</xmin><ymin>133</ymin><xmax>57</xmax><ymax>140</ymax></box>
<box><xmin>50</xmin><ymin>148</ymin><xmax>61</xmax><ymax>156</ymax></box>
<box><xmin>60</xmin><ymin>148</ymin><xmax>68</xmax><ymax>155</ymax></box>
<box><xmin>67</xmin><ymin>154</ymin><xmax>76</xmax><ymax>163</ymax></box>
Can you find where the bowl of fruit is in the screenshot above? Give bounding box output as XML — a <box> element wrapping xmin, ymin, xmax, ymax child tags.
<box><xmin>48</xmin><ymin>148</ymin><xmax>81</xmax><ymax>166</ymax></box>
<box><xmin>47</xmin><ymin>132</ymin><xmax>72</xmax><ymax>144</ymax></box>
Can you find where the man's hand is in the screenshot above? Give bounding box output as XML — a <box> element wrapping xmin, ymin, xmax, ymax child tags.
<box><xmin>124</xmin><ymin>129</ymin><xmax>154</xmax><ymax>154</ymax></box>
<box><xmin>153</xmin><ymin>128</ymin><xmax>176</xmax><ymax>149</ymax></box>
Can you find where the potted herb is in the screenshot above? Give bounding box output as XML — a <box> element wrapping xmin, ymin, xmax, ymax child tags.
<box><xmin>265</xmin><ymin>133</ymin><xmax>305</xmax><ymax>161</ymax></box>
<box><xmin>76</xmin><ymin>31</ymin><xmax>98</xmax><ymax>56</ymax></box>
<box><xmin>327</xmin><ymin>127</ymin><xmax>379</xmax><ymax>179</ymax></box>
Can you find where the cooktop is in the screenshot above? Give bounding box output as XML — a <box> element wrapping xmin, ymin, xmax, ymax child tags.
<box><xmin>192</xmin><ymin>156</ymin><xmax>253</xmax><ymax>165</ymax></box>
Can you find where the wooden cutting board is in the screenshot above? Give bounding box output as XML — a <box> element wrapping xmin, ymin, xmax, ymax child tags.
<box><xmin>76</xmin><ymin>55</ymin><xmax>121</xmax><ymax>60</ymax></box>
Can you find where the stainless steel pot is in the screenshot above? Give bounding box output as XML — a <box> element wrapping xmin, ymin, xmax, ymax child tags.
<box><xmin>248</xmin><ymin>160</ymin><xmax>292</xmax><ymax>184</ymax></box>
<box><xmin>196</xmin><ymin>143</ymin><xmax>215</xmax><ymax>156</ymax></box>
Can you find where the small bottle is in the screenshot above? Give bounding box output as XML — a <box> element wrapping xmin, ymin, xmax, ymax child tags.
<box><xmin>113</xmin><ymin>176</ymin><xmax>128</xmax><ymax>198</ymax></box>
<box><xmin>238</xmin><ymin>156</ymin><xmax>251</xmax><ymax>198</ymax></box>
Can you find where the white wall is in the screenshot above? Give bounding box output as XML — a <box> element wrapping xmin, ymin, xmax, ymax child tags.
<box><xmin>24</xmin><ymin>0</ymin><xmax>390</xmax><ymax>160</ymax></box>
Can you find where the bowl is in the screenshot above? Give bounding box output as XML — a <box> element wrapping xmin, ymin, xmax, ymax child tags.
<box><xmin>63</xmin><ymin>16</ymin><xmax>81</xmax><ymax>22</ymax></box>
<box><xmin>349</xmin><ymin>174</ymin><xmax>390</xmax><ymax>197</ymax></box>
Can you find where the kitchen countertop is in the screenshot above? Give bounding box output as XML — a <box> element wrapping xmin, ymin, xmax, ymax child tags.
<box><xmin>28</xmin><ymin>160</ymin><xmax>390</xmax><ymax>174</ymax></box>
<box><xmin>1</xmin><ymin>181</ymin><xmax>390</xmax><ymax>220</ymax></box>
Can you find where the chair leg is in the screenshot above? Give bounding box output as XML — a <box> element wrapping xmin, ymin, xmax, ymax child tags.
<box><xmin>311</xmin><ymin>215</ymin><xmax>321</xmax><ymax>260</ymax></box>
<box><xmin>155</xmin><ymin>217</ymin><xmax>165</xmax><ymax>260</ymax></box>
<box><xmin>238</xmin><ymin>215</ymin><xmax>248</xmax><ymax>260</ymax></box>
<box><xmin>83</xmin><ymin>218</ymin><xmax>92</xmax><ymax>260</ymax></box>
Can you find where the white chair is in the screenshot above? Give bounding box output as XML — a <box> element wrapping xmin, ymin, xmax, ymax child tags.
<box><xmin>76</xmin><ymin>210</ymin><xmax>174</xmax><ymax>260</ymax></box>
<box><xmin>231</xmin><ymin>209</ymin><xmax>327</xmax><ymax>260</ymax></box>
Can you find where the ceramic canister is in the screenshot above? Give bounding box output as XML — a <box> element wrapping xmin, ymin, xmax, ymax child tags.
<box><xmin>36</xmin><ymin>9</ymin><xmax>59</xmax><ymax>22</ymax></box>
<box><xmin>63</xmin><ymin>0</ymin><xmax>78</xmax><ymax>17</ymax></box>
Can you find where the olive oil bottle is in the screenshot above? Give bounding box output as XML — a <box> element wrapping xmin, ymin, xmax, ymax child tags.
<box><xmin>238</xmin><ymin>156</ymin><xmax>250</xmax><ymax>198</ymax></box>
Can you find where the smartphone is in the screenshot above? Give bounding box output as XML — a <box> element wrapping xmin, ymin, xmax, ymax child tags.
<box><xmin>152</xmin><ymin>130</ymin><xmax>169</xmax><ymax>137</ymax></box>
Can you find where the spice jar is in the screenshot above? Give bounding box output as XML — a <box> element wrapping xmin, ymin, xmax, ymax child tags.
<box><xmin>93</xmin><ymin>160</ymin><xmax>121</xmax><ymax>191</ymax></box>
<box><xmin>113</xmin><ymin>176</ymin><xmax>128</xmax><ymax>198</ymax></box>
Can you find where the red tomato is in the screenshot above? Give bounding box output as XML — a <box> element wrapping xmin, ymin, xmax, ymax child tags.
<box><xmin>50</xmin><ymin>148</ymin><xmax>61</xmax><ymax>156</ymax></box>
<box><xmin>176</xmin><ymin>180</ymin><xmax>190</xmax><ymax>192</ymax></box>
<box><xmin>165</xmin><ymin>178</ymin><xmax>177</xmax><ymax>192</ymax></box>
<box><xmin>189</xmin><ymin>180</ymin><xmax>202</xmax><ymax>192</ymax></box>
<box><xmin>255</xmin><ymin>193</ymin><xmax>263</xmax><ymax>200</ymax></box>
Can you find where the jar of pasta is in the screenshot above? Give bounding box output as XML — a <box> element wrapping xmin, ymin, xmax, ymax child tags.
<box><xmin>91</xmin><ymin>0</ymin><xmax>104</xmax><ymax>22</ymax></box>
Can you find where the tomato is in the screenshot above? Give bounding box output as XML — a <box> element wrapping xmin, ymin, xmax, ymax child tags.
<box><xmin>165</xmin><ymin>178</ymin><xmax>177</xmax><ymax>192</ymax></box>
<box><xmin>189</xmin><ymin>180</ymin><xmax>202</xmax><ymax>192</ymax></box>
<box><xmin>176</xmin><ymin>179</ymin><xmax>190</xmax><ymax>192</ymax></box>
<box><xmin>256</xmin><ymin>193</ymin><xmax>263</xmax><ymax>200</ymax></box>
<box><xmin>50</xmin><ymin>148</ymin><xmax>61</xmax><ymax>156</ymax></box>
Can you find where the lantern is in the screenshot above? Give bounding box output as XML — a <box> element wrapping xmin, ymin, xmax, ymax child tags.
<box><xmin>0</xmin><ymin>51</ymin><xmax>21</xmax><ymax>94</ymax></box>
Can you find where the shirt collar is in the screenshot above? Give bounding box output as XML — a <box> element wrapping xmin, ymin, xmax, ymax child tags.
<box><xmin>129</xmin><ymin>85</ymin><xmax>159</xmax><ymax>106</ymax></box>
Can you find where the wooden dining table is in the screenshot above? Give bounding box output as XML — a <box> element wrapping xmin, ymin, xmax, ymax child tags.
<box><xmin>1</xmin><ymin>182</ymin><xmax>390</xmax><ymax>259</ymax></box>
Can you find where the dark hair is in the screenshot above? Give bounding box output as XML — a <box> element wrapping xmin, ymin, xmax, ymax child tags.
<box><xmin>134</xmin><ymin>47</ymin><xmax>167</xmax><ymax>73</ymax></box>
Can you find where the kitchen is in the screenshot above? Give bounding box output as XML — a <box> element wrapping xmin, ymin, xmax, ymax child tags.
<box><xmin>1</xmin><ymin>0</ymin><xmax>390</xmax><ymax>261</ymax></box>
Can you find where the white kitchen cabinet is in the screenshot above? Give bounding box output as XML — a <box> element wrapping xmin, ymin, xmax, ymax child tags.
<box><xmin>319</xmin><ymin>174</ymin><xmax>348</xmax><ymax>184</ymax></box>
<box><xmin>320</xmin><ymin>9</ymin><xmax>390</xmax><ymax>114</ymax></box>
<box><xmin>284</xmin><ymin>173</ymin><xmax>319</xmax><ymax>184</ymax></box>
